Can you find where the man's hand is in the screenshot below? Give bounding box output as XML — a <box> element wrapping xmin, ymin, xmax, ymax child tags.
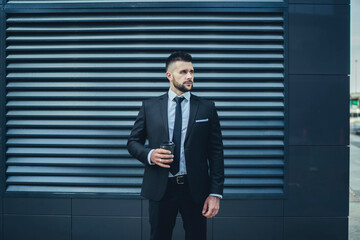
<box><xmin>202</xmin><ymin>195</ymin><xmax>220</xmax><ymax>218</ymax></box>
<box><xmin>150</xmin><ymin>148</ymin><xmax>174</xmax><ymax>168</ymax></box>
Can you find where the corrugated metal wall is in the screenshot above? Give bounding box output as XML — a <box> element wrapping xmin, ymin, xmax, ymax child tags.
<box><xmin>4</xmin><ymin>7</ymin><xmax>286</xmax><ymax>197</ymax></box>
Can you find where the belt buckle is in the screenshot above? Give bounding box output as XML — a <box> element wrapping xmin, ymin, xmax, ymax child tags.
<box><xmin>176</xmin><ymin>176</ymin><xmax>184</xmax><ymax>184</ymax></box>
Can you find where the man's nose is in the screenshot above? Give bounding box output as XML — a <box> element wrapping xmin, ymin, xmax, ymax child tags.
<box><xmin>186</xmin><ymin>72</ymin><xmax>193</xmax><ymax>80</ymax></box>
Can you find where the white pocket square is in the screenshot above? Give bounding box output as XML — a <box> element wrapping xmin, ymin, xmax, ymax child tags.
<box><xmin>195</xmin><ymin>118</ymin><xmax>209</xmax><ymax>123</ymax></box>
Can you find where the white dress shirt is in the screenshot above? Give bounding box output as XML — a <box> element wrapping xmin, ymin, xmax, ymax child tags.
<box><xmin>147</xmin><ymin>89</ymin><xmax>222</xmax><ymax>199</ymax></box>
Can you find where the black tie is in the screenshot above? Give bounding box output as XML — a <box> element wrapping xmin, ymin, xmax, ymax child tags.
<box><xmin>171</xmin><ymin>96</ymin><xmax>185</xmax><ymax>175</ymax></box>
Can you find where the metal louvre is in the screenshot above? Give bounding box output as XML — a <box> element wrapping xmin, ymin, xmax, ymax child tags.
<box><xmin>5</xmin><ymin>9</ymin><xmax>285</xmax><ymax>197</ymax></box>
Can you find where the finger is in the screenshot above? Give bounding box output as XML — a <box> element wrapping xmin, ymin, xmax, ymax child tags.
<box><xmin>158</xmin><ymin>154</ymin><xmax>174</xmax><ymax>159</ymax></box>
<box><xmin>154</xmin><ymin>157</ymin><xmax>173</xmax><ymax>164</ymax></box>
<box><xmin>156</xmin><ymin>161</ymin><xmax>170</xmax><ymax>168</ymax></box>
<box><xmin>157</xmin><ymin>149</ymin><xmax>172</xmax><ymax>154</ymax></box>
<box><xmin>204</xmin><ymin>206</ymin><xmax>217</xmax><ymax>218</ymax></box>
<box><xmin>204</xmin><ymin>211</ymin><xmax>212</xmax><ymax>218</ymax></box>
<box><xmin>202</xmin><ymin>202</ymin><xmax>208</xmax><ymax>215</ymax></box>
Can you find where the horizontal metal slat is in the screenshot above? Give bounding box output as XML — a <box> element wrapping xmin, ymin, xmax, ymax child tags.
<box><xmin>7</xmin><ymin>176</ymin><xmax>142</xmax><ymax>186</ymax></box>
<box><xmin>7</xmin><ymin>147</ymin><xmax>130</xmax><ymax>156</ymax></box>
<box><xmin>225</xmin><ymin>178</ymin><xmax>283</xmax><ymax>187</ymax></box>
<box><xmin>6</xmin><ymin>138</ymin><xmax>283</xmax><ymax>148</ymax></box>
<box><xmin>224</xmin><ymin>188</ymin><xmax>283</xmax><ymax>195</ymax></box>
<box><xmin>7</xmin><ymin>43</ymin><xmax>284</xmax><ymax>51</ymax></box>
<box><xmin>6</xmin><ymin>26</ymin><xmax>284</xmax><ymax>33</ymax></box>
<box><xmin>6</xmin><ymin>185</ymin><xmax>141</xmax><ymax>194</ymax></box>
<box><xmin>6</xmin><ymin>35</ymin><xmax>284</xmax><ymax>42</ymax></box>
<box><xmin>7</xmin><ymin>119</ymin><xmax>284</xmax><ymax>129</ymax></box>
<box><xmin>222</xmin><ymin>130</ymin><xmax>284</xmax><ymax>138</ymax></box>
<box><xmin>6</xmin><ymin>82</ymin><xmax>284</xmax><ymax>90</ymax></box>
<box><xmin>7</xmin><ymin>138</ymin><xmax>128</xmax><ymax>147</ymax></box>
<box><xmin>7</xmin><ymin>0</ymin><xmax>284</xmax><ymax>5</ymax></box>
<box><xmin>225</xmin><ymin>159</ymin><xmax>284</xmax><ymax>167</ymax></box>
<box><xmin>6</xmin><ymin>100</ymin><xmax>284</xmax><ymax>110</ymax></box>
<box><xmin>7</xmin><ymin>166</ymin><xmax>143</xmax><ymax>176</ymax></box>
<box><xmin>223</xmin><ymin>140</ymin><xmax>283</xmax><ymax>147</ymax></box>
<box><xmin>6</xmin><ymin>129</ymin><xmax>283</xmax><ymax>139</ymax></box>
<box><xmin>7</xmin><ymin>129</ymin><xmax>131</xmax><ymax>137</ymax></box>
<box><xmin>224</xmin><ymin>149</ymin><xmax>283</xmax><ymax>157</ymax></box>
<box><xmin>7</xmin><ymin>63</ymin><xmax>284</xmax><ymax>70</ymax></box>
<box><xmin>7</xmin><ymin>15</ymin><xmax>283</xmax><ymax>23</ymax></box>
<box><xmin>7</xmin><ymin>91</ymin><xmax>284</xmax><ymax>100</ymax></box>
<box><xmin>7</xmin><ymin>53</ymin><xmax>284</xmax><ymax>61</ymax></box>
<box><xmin>7</xmin><ymin>157</ymin><xmax>142</xmax><ymax>167</ymax></box>
<box><xmin>225</xmin><ymin>168</ymin><xmax>283</xmax><ymax>177</ymax></box>
<box><xmin>6</xmin><ymin>110</ymin><xmax>284</xmax><ymax>119</ymax></box>
<box><xmin>6</xmin><ymin>72</ymin><xmax>284</xmax><ymax>80</ymax></box>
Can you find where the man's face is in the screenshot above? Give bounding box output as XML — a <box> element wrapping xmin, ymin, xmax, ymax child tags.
<box><xmin>167</xmin><ymin>61</ymin><xmax>194</xmax><ymax>94</ymax></box>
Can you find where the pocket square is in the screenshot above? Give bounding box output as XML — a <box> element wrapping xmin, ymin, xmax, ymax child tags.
<box><xmin>195</xmin><ymin>118</ymin><xmax>209</xmax><ymax>123</ymax></box>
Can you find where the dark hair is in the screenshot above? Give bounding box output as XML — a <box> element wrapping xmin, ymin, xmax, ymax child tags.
<box><xmin>166</xmin><ymin>51</ymin><xmax>192</xmax><ymax>72</ymax></box>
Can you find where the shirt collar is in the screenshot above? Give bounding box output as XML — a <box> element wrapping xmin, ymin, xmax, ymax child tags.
<box><xmin>168</xmin><ymin>88</ymin><xmax>191</xmax><ymax>101</ymax></box>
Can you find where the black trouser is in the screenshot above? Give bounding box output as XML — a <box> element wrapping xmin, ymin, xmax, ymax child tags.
<box><xmin>148</xmin><ymin>175</ymin><xmax>207</xmax><ymax>240</ymax></box>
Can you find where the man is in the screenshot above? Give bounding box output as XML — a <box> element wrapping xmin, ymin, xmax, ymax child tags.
<box><xmin>127</xmin><ymin>52</ymin><xmax>224</xmax><ymax>240</ymax></box>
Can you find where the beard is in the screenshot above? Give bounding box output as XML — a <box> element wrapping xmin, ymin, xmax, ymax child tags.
<box><xmin>172</xmin><ymin>76</ymin><xmax>193</xmax><ymax>93</ymax></box>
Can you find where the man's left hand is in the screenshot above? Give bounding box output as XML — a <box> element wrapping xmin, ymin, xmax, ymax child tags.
<box><xmin>202</xmin><ymin>195</ymin><xmax>220</xmax><ymax>218</ymax></box>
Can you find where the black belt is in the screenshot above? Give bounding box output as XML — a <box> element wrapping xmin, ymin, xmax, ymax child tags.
<box><xmin>168</xmin><ymin>175</ymin><xmax>187</xmax><ymax>185</ymax></box>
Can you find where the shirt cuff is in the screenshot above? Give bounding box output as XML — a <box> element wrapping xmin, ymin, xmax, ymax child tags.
<box><xmin>209</xmin><ymin>194</ymin><xmax>223</xmax><ymax>199</ymax></box>
<box><xmin>147</xmin><ymin>149</ymin><xmax>155</xmax><ymax>165</ymax></box>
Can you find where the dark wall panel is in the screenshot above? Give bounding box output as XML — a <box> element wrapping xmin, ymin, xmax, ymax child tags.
<box><xmin>4</xmin><ymin>197</ymin><xmax>71</xmax><ymax>215</ymax></box>
<box><xmin>289</xmin><ymin>4</ymin><xmax>350</xmax><ymax>75</ymax></box>
<box><xmin>285</xmin><ymin>146</ymin><xmax>349</xmax><ymax>217</ymax></box>
<box><xmin>289</xmin><ymin>75</ymin><xmax>349</xmax><ymax>145</ymax></box>
<box><xmin>217</xmin><ymin>199</ymin><xmax>283</xmax><ymax>217</ymax></box>
<box><xmin>213</xmin><ymin>217</ymin><xmax>283</xmax><ymax>240</ymax></box>
<box><xmin>4</xmin><ymin>215</ymin><xmax>71</xmax><ymax>240</ymax></box>
<box><xmin>284</xmin><ymin>217</ymin><xmax>348</xmax><ymax>240</ymax></box>
<box><xmin>72</xmin><ymin>216</ymin><xmax>141</xmax><ymax>240</ymax></box>
<box><xmin>72</xmin><ymin>198</ymin><xmax>141</xmax><ymax>216</ymax></box>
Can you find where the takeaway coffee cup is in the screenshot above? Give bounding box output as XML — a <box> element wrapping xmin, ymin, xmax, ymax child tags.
<box><xmin>160</xmin><ymin>141</ymin><xmax>175</xmax><ymax>154</ymax></box>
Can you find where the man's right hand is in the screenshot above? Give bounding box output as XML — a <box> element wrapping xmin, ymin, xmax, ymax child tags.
<box><xmin>150</xmin><ymin>149</ymin><xmax>174</xmax><ymax>168</ymax></box>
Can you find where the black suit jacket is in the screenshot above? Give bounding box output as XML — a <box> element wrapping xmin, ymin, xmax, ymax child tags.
<box><xmin>127</xmin><ymin>93</ymin><xmax>224</xmax><ymax>205</ymax></box>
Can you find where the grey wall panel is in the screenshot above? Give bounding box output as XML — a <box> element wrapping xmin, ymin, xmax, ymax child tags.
<box><xmin>289</xmin><ymin>0</ymin><xmax>349</xmax><ymax>4</ymax></box>
<box><xmin>289</xmin><ymin>4</ymin><xmax>350</xmax><ymax>75</ymax></box>
<box><xmin>72</xmin><ymin>198</ymin><xmax>141</xmax><ymax>216</ymax></box>
<box><xmin>289</xmin><ymin>75</ymin><xmax>349</xmax><ymax>145</ymax></box>
<box><xmin>213</xmin><ymin>217</ymin><xmax>283</xmax><ymax>240</ymax></box>
<box><xmin>4</xmin><ymin>197</ymin><xmax>71</xmax><ymax>214</ymax></box>
<box><xmin>72</xmin><ymin>216</ymin><xmax>141</xmax><ymax>240</ymax></box>
<box><xmin>284</xmin><ymin>217</ymin><xmax>348</xmax><ymax>240</ymax></box>
<box><xmin>217</xmin><ymin>199</ymin><xmax>283</xmax><ymax>217</ymax></box>
<box><xmin>285</xmin><ymin>146</ymin><xmax>349</xmax><ymax>217</ymax></box>
<box><xmin>4</xmin><ymin>215</ymin><xmax>71</xmax><ymax>240</ymax></box>
<box><xmin>142</xmin><ymin>217</ymin><xmax>212</xmax><ymax>240</ymax></box>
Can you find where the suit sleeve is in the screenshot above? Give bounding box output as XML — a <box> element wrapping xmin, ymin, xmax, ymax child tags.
<box><xmin>207</xmin><ymin>102</ymin><xmax>225</xmax><ymax>196</ymax></box>
<box><xmin>127</xmin><ymin>101</ymin><xmax>152</xmax><ymax>166</ymax></box>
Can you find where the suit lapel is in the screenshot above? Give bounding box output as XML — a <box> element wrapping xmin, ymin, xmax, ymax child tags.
<box><xmin>159</xmin><ymin>93</ymin><xmax>169</xmax><ymax>141</ymax></box>
<box><xmin>185</xmin><ymin>93</ymin><xmax>199</xmax><ymax>144</ymax></box>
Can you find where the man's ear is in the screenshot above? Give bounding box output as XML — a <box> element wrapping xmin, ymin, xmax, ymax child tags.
<box><xmin>166</xmin><ymin>72</ymin><xmax>172</xmax><ymax>82</ymax></box>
